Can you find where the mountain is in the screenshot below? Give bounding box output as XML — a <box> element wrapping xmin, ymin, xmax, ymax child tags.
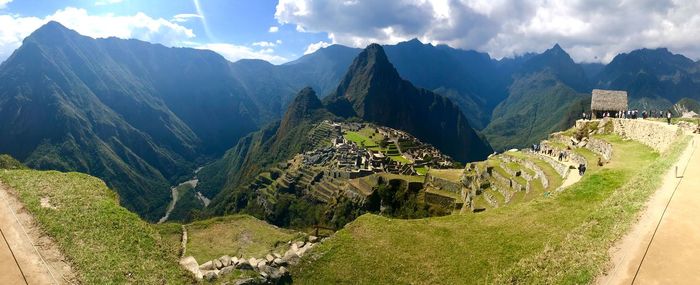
<box><xmin>324</xmin><ymin>44</ymin><xmax>493</xmax><ymax>162</ymax></box>
<box><xmin>483</xmin><ymin>44</ymin><xmax>590</xmax><ymax>150</ymax></box>
<box><xmin>0</xmin><ymin>21</ymin><xmax>284</xmax><ymax>220</ymax></box>
<box><xmin>196</xmin><ymin>87</ymin><xmax>336</xmax><ymax>212</ymax></box>
<box><xmin>381</xmin><ymin>39</ymin><xmax>507</xmax><ymax>129</ymax></box>
<box><xmin>594</xmin><ymin>48</ymin><xmax>700</xmax><ymax>109</ymax></box>
<box><xmin>280</xmin><ymin>45</ymin><xmax>362</xmax><ymax>97</ymax></box>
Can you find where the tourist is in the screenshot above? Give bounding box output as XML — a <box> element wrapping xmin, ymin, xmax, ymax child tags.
<box><xmin>667</xmin><ymin>111</ymin><xmax>672</xmax><ymax>125</ymax></box>
<box><xmin>578</xmin><ymin>163</ymin><xmax>587</xmax><ymax>176</ymax></box>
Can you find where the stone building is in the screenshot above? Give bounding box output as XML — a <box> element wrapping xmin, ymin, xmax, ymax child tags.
<box><xmin>591</xmin><ymin>89</ymin><xmax>628</xmax><ymax>118</ymax></box>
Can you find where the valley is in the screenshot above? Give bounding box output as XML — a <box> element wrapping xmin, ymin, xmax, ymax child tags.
<box><xmin>0</xmin><ymin>14</ymin><xmax>700</xmax><ymax>284</ymax></box>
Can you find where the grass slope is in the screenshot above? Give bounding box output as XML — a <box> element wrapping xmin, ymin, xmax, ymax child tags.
<box><xmin>0</xmin><ymin>154</ymin><xmax>26</xmax><ymax>169</ymax></box>
<box><xmin>186</xmin><ymin>215</ymin><xmax>304</xmax><ymax>262</ymax></box>
<box><xmin>0</xmin><ymin>170</ymin><xmax>190</xmax><ymax>284</ymax></box>
<box><xmin>292</xmin><ymin>134</ymin><xmax>689</xmax><ymax>284</ymax></box>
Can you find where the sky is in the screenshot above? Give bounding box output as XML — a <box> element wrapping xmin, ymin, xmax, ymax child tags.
<box><xmin>0</xmin><ymin>0</ymin><xmax>698</xmax><ymax>65</ymax></box>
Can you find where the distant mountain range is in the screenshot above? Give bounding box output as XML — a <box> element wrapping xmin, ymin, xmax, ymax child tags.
<box><xmin>1</xmin><ymin>21</ymin><xmax>698</xmax><ymax>219</ymax></box>
<box><xmin>198</xmin><ymin>44</ymin><xmax>492</xmax><ymax>216</ymax></box>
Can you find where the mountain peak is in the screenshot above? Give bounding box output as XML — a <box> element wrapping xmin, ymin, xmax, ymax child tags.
<box><xmin>544</xmin><ymin>43</ymin><xmax>567</xmax><ymax>57</ymax></box>
<box><xmin>25</xmin><ymin>20</ymin><xmax>80</xmax><ymax>44</ymax></box>
<box><xmin>283</xmin><ymin>87</ymin><xmax>323</xmax><ymax>120</ymax></box>
<box><xmin>346</xmin><ymin>43</ymin><xmax>400</xmax><ymax>85</ymax></box>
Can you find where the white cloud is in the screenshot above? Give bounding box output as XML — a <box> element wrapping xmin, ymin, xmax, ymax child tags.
<box><xmin>0</xmin><ymin>0</ymin><xmax>12</xmax><ymax>9</ymax></box>
<box><xmin>171</xmin><ymin>13</ymin><xmax>203</xmax><ymax>23</ymax></box>
<box><xmin>304</xmin><ymin>40</ymin><xmax>331</xmax><ymax>54</ymax></box>
<box><xmin>0</xmin><ymin>7</ymin><xmax>195</xmax><ymax>61</ymax></box>
<box><xmin>252</xmin><ymin>41</ymin><xmax>277</xmax><ymax>47</ymax></box>
<box><xmin>276</xmin><ymin>0</ymin><xmax>700</xmax><ymax>63</ymax></box>
<box><xmin>268</xmin><ymin>26</ymin><xmax>279</xmax><ymax>33</ymax></box>
<box><xmin>95</xmin><ymin>0</ymin><xmax>123</xmax><ymax>6</ymax></box>
<box><xmin>194</xmin><ymin>43</ymin><xmax>288</xmax><ymax>64</ymax></box>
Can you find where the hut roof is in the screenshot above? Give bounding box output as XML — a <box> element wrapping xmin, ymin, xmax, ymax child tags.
<box><xmin>591</xmin><ymin>89</ymin><xmax>628</xmax><ymax>111</ymax></box>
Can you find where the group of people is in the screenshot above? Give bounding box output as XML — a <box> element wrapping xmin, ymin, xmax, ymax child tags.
<box><xmin>531</xmin><ymin>143</ymin><xmax>588</xmax><ymax>176</ymax></box>
<box><xmin>581</xmin><ymin>109</ymin><xmax>674</xmax><ymax>124</ymax></box>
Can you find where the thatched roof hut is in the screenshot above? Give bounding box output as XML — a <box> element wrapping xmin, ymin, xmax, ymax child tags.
<box><xmin>591</xmin><ymin>89</ymin><xmax>627</xmax><ymax>111</ymax></box>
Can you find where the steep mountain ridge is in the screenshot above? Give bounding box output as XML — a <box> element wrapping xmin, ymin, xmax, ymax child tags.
<box><xmin>196</xmin><ymin>87</ymin><xmax>336</xmax><ymax>209</ymax></box>
<box><xmin>483</xmin><ymin>44</ymin><xmax>590</xmax><ymax>150</ymax></box>
<box><xmin>0</xmin><ymin>22</ymin><xmax>272</xmax><ymax>220</ymax></box>
<box><xmin>324</xmin><ymin>44</ymin><xmax>493</xmax><ymax>162</ymax></box>
<box><xmin>595</xmin><ymin>48</ymin><xmax>700</xmax><ymax>108</ymax></box>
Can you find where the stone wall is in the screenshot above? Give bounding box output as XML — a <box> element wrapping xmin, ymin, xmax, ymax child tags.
<box><xmin>501</xmin><ymin>155</ymin><xmax>549</xmax><ymax>189</ymax></box>
<box><xmin>425</xmin><ymin>191</ymin><xmax>457</xmax><ymax>209</ymax></box>
<box><xmin>576</xmin><ymin>119</ymin><xmax>680</xmax><ymax>153</ymax></box>
<box><xmin>527</xmin><ymin>151</ymin><xmax>570</xmax><ymax>178</ymax></box>
<box><xmin>586</xmin><ymin>138</ymin><xmax>613</xmax><ymax>161</ymax></box>
<box><xmin>610</xmin><ymin>119</ymin><xmax>680</xmax><ymax>153</ymax></box>
<box><xmin>425</xmin><ymin>174</ymin><xmax>461</xmax><ymax>194</ymax></box>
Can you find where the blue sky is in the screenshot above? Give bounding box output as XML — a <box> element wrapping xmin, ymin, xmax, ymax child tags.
<box><xmin>0</xmin><ymin>0</ymin><xmax>332</xmax><ymax>64</ymax></box>
<box><xmin>0</xmin><ymin>0</ymin><xmax>698</xmax><ymax>64</ymax></box>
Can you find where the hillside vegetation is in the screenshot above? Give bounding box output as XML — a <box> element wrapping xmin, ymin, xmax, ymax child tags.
<box><xmin>185</xmin><ymin>215</ymin><xmax>304</xmax><ymax>262</ymax></box>
<box><xmin>0</xmin><ymin>170</ymin><xmax>190</xmax><ymax>284</ymax></box>
<box><xmin>292</xmin><ymin>131</ymin><xmax>689</xmax><ymax>284</ymax></box>
<box><xmin>0</xmin><ymin>154</ymin><xmax>26</xmax><ymax>169</ymax></box>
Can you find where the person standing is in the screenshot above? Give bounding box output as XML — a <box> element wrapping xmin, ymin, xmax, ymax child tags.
<box><xmin>667</xmin><ymin>111</ymin><xmax>672</xmax><ymax>125</ymax></box>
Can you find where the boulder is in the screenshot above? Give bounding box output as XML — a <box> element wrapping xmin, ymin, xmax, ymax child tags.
<box><xmin>273</xmin><ymin>253</ymin><xmax>282</xmax><ymax>259</ymax></box>
<box><xmin>265</xmin><ymin>254</ymin><xmax>275</xmax><ymax>263</ymax></box>
<box><xmin>179</xmin><ymin>256</ymin><xmax>203</xmax><ymax>280</ymax></box>
<box><xmin>282</xmin><ymin>249</ymin><xmax>300</xmax><ymax>265</ymax></box>
<box><xmin>232</xmin><ymin>256</ymin><xmax>239</xmax><ymax>265</ymax></box>
<box><xmin>273</xmin><ymin>258</ymin><xmax>286</xmax><ymax>266</ymax></box>
<box><xmin>258</xmin><ymin>263</ymin><xmax>269</xmax><ymax>274</ymax></box>
<box><xmin>248</xmin><ymin>257</ymin><xmax>258</xmax><ymax>267</ymax></box>
<box><xmin>199</xmin><ymin>260</ymin><xmax>214</xmax><ymax>271</ymax></box>
<box><xmin>214</xmin><ymin>259</ymin><xmax>223</xmax><ymax>269</ymax></box>
<box><xmin>220</xmin><ymin>255</ymin><xmax>232</xmax><ymax>267</ymax></box>
<box><xmin>308</xmin><ymin>235</ymin><xmax>319</xmax><ymax>243</ymax></box>
<box><xmin>297</xmin><ymin>243</ymin><xmax>314</xmax><ymax>256</ymax></box>
<box><xmin>235</xmin><ymin>260</ymin><xmax>254</xmax><ymax>270</ymax></box>
<box><xmin>220</xmin><ymin>265</ymin><xmax>236</xmax><ymax>276</ymax></box>
<box><xmin>202</xmin><ymin>270</ymin><xmax>219</xmax><ymax>281</ymax></box>
<box><xmin>256</xmin><ymin>260</ymin><xmax>267</xmax><ymax>269</ymax></box>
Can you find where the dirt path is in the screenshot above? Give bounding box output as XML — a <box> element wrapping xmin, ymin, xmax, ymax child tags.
<box><xmin>597</xmin><ymin>134</ymin><xmax>699</xmax><ymax>285</ymax></box>
<box><xmin>560</xmin><ymin>164</ymin><xmax>582</xmax><ymax>189</ymax></box>
<box><xmin>0</xmin><ymin>181</ymin><xmax>76</xmax><ymax>284</ymax></box>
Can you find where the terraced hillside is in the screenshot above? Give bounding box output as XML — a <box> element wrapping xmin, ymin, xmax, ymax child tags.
<box><xmin>291</xmin><ymin>119</ymin><xmax>690</xmax><ymax>284</ymax></box>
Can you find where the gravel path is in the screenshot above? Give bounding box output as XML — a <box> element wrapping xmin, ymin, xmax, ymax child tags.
<box><xmin>597</xmin><ymin>134</ymin><xmax>699</xmax><ymax>285</ymax></box>
<box><xmin>0</xmin><ymin>181</ymin><xmax>76</xmax><ymax>284</ymax></box>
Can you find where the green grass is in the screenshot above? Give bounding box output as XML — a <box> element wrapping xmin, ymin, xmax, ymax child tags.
<box><xmin>378</xmin><ymin>173</ymin><xmax>425</xmax><ymax>183</ymax></box>
<box><xmin>0</xmin><ymin>154</ymin><xmax>26</xmax><ymax>170</ymax></box>
<box><xmin>344</xmin><ymin>131</ymin><xmax>378</xmax><ymax>148</ymax></box>
<box><xmin>186</xmin><ymin>214</ymin><xmax>304</xmax><ymax>262</ymax></box>
<box><xmin>291</xmin><ymin>134</ymin><xmax>689</xmax><ymax>284</ymax></box>
<box><xmin>345</xmin><ymin>131</ymin><xmax>411</xmax><ymax>164</ymax></box>
<box><xmin>428</xmin><ymin>169</ymin><xmax>463</xmax><ymax>182</ymax></box>
<box><xmin>415</xmin><ymin>167</ymin><xmax>428</xmax><ymax>176</ymax></box>
<box><xmin>0</xmin><ymin>170</ymin><xmax>190</xmax><ymax>284</ymax></box>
